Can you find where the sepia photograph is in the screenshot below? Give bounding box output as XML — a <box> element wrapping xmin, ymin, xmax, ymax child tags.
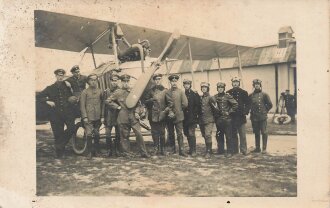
<box><xmin>35</xmin><ymin>6</ymin><xmax>297</xmax><ymax>197</ymax></box>
<box><xmin>0</xmin><ymin>0</ymin><xmax>329</xmax><ymax>207</ymax></box>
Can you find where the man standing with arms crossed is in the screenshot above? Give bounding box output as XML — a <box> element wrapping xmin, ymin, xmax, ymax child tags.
<box><xmin>227</xmin><ymin>77</ymin><xmax>250</xmax><ymax>155</ymax></box>
<box><xmin>249</xmin><ymin>79</ymin><xmax>273</xmax><ymax>153</ymax></box>
<box><xmin>182</xmin><ymin>79</ymin><xmax>200</xmax><ymax>157</ymax></box>
<box><xmin>166</xmin><ymin>74</ymin><xmax>188</xmax><ymax>157</ymax></box>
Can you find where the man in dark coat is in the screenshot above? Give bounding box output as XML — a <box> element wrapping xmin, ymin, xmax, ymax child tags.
<box><xmin>107</xmin><ymin>74</ymin><xmax>150</xmax><ymax>158</ymax></box>
<box><xmin>145</xmin><ymin>73</ymin><xmax>172</xmax><ymax>155</ymax></box>
<box><xmin>227</xmin><ymin>77</ymin><xmax>250</xmax><ymax>155</ymax></box>
<box><xmin>249</xmin><ymin>79</ymin><xmax>273</xmax><ymax>153</ymax></box>
<box><xmin>283</xmin><ymin>89</ymin><xmax>296</xmax><ymax>123</ymax></box>
<box><xmin>65</xmin><ymin>65</ymin><xmax>88</xmax><ymax>118</ymax></box>
<box><xmin>36</xmin><ymin>69</ymin><xmax>76</xmax><ymax>159</ymax></box>
<box><xmin>165</xmin><ymin>74</ymin><xmax>188</xmax><ymax>157</ymax></box>
<box><xmin>182</xmin><ymin>79</ymin><xmax>201</xmax><ymax>156</ymax></box>
<box><xmin>104</xmin><ymin>73</ymin><xmax>121</xmax><ymax>157</ymax></box>
<box><xmin>213</xmin><ymin>82</ymin><xmax>238</xmax><ymax>157</ymax></box>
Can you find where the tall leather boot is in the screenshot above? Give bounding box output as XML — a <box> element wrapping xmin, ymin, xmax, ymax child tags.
<box><xmin>191</xmin><ymin>136</ymin><xmax>197</xmax><ymax>157</ymax></box>
<box><xmin>252</xmin><ymin>134</ymin><xmax>261</xmax><ymax>153</ymax></box>
<box><xmin>160</xmin><ymin>136</ymin><xmax>166</xmax><ymax>155</ymax></box>
<box><xmin>178</xmin><ymin>137</ymin><xmax>187</xmax><ymax>157</ymax></box>
<box><xmin>86</xmin><ymin>136</ymin><xmax>93</xmax><ymax>160</ymax></box>
<box><xmin>262</xmin><ymin>134</ymin><xmax>268</xmax><ymax>153</ymax></box>
<box><xmin>216</xmin><ymin>132</ymin><xmax>225</xmax><ymax>155</ymax></box>
<box><xmin>106</xmin><ymin>137</ymin><xmax>113</xmax><ymax>157</ymax></box>
<box><xmin>94</xmin><ymin>135</ymin><xmax>101</xmax><ymax>157</ymax></box>
<box><xmin>204</xmin><ymin>142</ymin><xmax>212</xmax><ymax>158</ymax></box>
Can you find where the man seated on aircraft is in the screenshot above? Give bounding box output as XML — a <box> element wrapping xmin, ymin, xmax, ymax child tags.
<box><xmin>65</xmin><ymin>65</ymin><xmax>88</xmax><ymax>118</ymax></box>
<box><xmin>36</xmin><ymin>69</ymin><xmax>76</xmax><ymax>159</ymax></box>
<box><xmin>104</xmin><ymin>73</ymin><xmax>122</xmax><ymax>157</ymax></box>
<box><xmin>80</xmin><ymin>74</ymin><xmax>104</xmax><ymax>159</ymax></box>
<box><xmin>144</xmin><ymin>73</ymin><xmax>172</xmax><ymax>156</ymax></box>
<box><xmin>106</xmin><ymin>74</ymin><xmax>150</xmax><ymax>158</ymax></box>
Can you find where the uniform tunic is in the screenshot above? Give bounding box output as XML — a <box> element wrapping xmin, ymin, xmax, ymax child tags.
<box><xmin>80</xmin><ymin>87</ymin><xmax>104</xmax><ymax>121</ymax></box>
<box><xmin>249</xmin><ymin>90</ymin><xmax>273</xmax><ymax>122</ymax></box>
<box><xmin>145</xmin><ymin>85</ymin><xmax>170</xmax><ymax>123</ymax></box>
<box><xmin>199</xmin><ymin>92</ymin><xmax>216</xmax><ymax>144</ymax></box>
<box><xmin>227</xmin><ymin>87</ymin><xmax>250</xmax><ymax>125</ymax></box>
<box><xmin>165</xmin><ymin>87</ymin><xmax>188</xmax><ymax>123</ymax></box>
<box><xmin>104</xmin><ymin>86</ymin><xmax>120</xmax><ymax>126</ymax></box>
<box><xmin>80</xmin><ymin>87</ymin><xmax>104</xmax><ymax>137</ymax></box>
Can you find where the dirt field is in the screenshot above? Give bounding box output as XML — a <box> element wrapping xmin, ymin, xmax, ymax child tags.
<box><xmin>36</xmin><ymin>119</ymin><xmax>297</xmax><ymax>197</ymax></box>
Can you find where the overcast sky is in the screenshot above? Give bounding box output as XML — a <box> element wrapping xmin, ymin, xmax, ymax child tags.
<box><xmin>34</xmin><ymin>0</ymin><xmax>312</xmax><ymax>90</ymax></box>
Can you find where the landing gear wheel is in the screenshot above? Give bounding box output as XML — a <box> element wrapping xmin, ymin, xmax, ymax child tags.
<box><xmin>71</xmin><ymin>122</ymin><xmax>88</xmax><ymax>155</ymax></box>
<box><xmin>273</xmin><ymin>114</ymin><xmax>291</xmax><ymax>125</ymax></box>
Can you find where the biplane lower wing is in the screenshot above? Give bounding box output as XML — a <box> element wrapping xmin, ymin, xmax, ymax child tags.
<box><xmin>125</xmin><ymin>31</ymin><xmax>180</xmax><ymax>109</ymax></box>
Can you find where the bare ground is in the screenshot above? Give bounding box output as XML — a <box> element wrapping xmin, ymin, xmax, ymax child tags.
<box><xmin>36</xmin><ymin>120</ymin><xmax>297</xmax><ymax>197</ymax></box>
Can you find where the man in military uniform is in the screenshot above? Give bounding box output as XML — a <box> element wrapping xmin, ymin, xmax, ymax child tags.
<box><xmin>213</xmin><ymin>82</ymin><xmax>238</xmax><ymax>157</ymax></box>
<box><xmin>182</xmin><ymin>79</ymin><xmax>200</xmax><ymax>156</ymax></box>
<box><xmin>36</xmin><ymin>69</ymin><xmax>76</xmax><ymax>159</ymax></box>
<box><xmin>104</xmin><ymin>73</ymin><xmax>121</xmax><ymax>157</ymax></box>
<box><xmin>65</xmin><ymin>65</ymin><xmax>88</xmax><ymax>117</ymax></box>
<box><xmin>283</xmin><ymin>89</ymin><xmax>296</xmax><ymax>123</ymax></box>
<box><xmin>80</xmin><ymin>74</ymin><xmax>104</xmax><ymax>159</ymax></box>
<box><xmin>199</xmin><ymin>82</ymin><xmax>217</xmax><ymax>158</ymax></box>
<box><xmin>249</xmin><ymin>79</ymin><xmax>273</xmax><ymax>153</ymax></box>
<box><xmin>66</xmin><ymin>65</ymin><xmax>88</xmax><ymax>97</ymax></box>
<box><xmin>107</xmin><ymin>74</ymin><xmax>150</xmax><ymax>158</ymax></box>
<box><xmin>145</xmin><ymin>73</ymin><xmax>171</xmax><ymax>155</ymax></box>
<box><xmin>227</xmin><ymin>77</ymin><xmax>250</xmax><ymax>155</ymax></box>
<box><xmin>165</xmin><ymin>74</ymin><xmax>188</xmax><ymax>157</ymax></box>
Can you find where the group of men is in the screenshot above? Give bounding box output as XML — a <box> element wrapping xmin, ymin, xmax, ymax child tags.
<box><xmin>37</xmin><ymin>65</ymin><xmax>275</xmax><ymax>160</ymax></box>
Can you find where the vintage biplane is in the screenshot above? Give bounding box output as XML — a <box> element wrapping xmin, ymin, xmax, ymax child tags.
<box><xmin>35</xmin><ymin>10</ymin><xmax>252</xmax><ymax>155</ymax></box>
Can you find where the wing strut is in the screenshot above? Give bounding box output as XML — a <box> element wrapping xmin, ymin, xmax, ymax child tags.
<box><xmin>217</xmin><ymin>57</ymin><xmax>222</xmax><ymax>81</ymax></box>
<box><xmin>236</xmin><ymin>46</ymin><xmax>244</xmax><ymax>89</ymax></box>
<box><xmin>187</xmin><ymin>38</ymin><xmax>196</xmax><ymax>89</ymax></box>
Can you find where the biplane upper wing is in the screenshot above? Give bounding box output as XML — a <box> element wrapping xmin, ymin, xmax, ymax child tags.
<box><xmin>35</xmin><ymin>10</ymin><xmax>251</xmax><ymax>59</ymax></box>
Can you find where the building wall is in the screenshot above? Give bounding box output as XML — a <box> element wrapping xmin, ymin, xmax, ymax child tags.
<box><xmin>176</xmin><ymin>63</ymin><xmax>295</xmax><ymax>113</ymax></box>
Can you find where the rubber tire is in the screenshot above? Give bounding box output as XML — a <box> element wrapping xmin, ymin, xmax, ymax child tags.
<box><xmin>273</xmin><ymin>114</ymin><xmax>291</xmax><ymax>125</ymax></box>
<box><xmin>71</xmin><ymin>122</ymin><xmax>89</xmax><ymax>155</ymax></box>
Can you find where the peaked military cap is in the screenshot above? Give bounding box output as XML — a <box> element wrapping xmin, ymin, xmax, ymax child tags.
<box><xmin>120</xmin><ymin>74</ymin><xmax>131</xmax><ymax>81</ymax></box>
<box><xmin>183</xmin><ymin>79</ymin><xmax>192</xmax><ymax>84</ymax></box>
<box><xmin>200</xmin><ymin>82</ymin><xmax>210</xmax><ymax>87</ymax></box>
<box><xmin>231</xmin><ymin>77</ymin><xmax>240</xmax><ymax>82</ymax></box>
<box><xmin>252</xmin><ymin>79</ymin><xmax>262</xmax><ymax>85</ymax></box>
<box><xmin>70</xmin><ymin>65</ymin><xmax>80</xmax><ymax>73</ymax></box>
<box><xmin>153</xmin><ymin>73</ymin><xmax>163</xmax><ymax>80</ymax></box>
<box><xmin>216</xmin><ymin>82</ymin><xmax>226</xmax><ymax>88</ymax></box>
<box><xmin>168</xmin><ymin>74</ymin><xmax>180</xmax><ymax>81</ymax></box>
<box><xmin>54</xmin><ymin>69</ymin><xmax>66</xmax><ymax>75</ymax></box>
